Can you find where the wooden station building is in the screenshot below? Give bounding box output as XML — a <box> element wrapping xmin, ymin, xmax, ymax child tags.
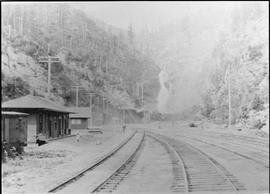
<box><xmin>68</xmin><ymin>107</ymin><xmax>92</xmax><ymax>130</ymax></box>
<box><xmin>2</xmin><ymin>95</ymin><xmax>73</xmax><ymax>144</ymax></box>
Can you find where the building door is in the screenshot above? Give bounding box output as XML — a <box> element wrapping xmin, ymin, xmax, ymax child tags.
<box><xmin>5</xmin><ymin>119</ymin><xmax>9</xmax><ymax>142</ymax></box>
<box><xmin>2</xmin><ymin>118</ymin><xmax>9</xmax><ymax>142</ymax></box>
<box><xmin>48</xmin><ymin>118</ymin><xmax>52</xmax><ymax>138</ymax></box>
<box><xmin>38</xmin><ymin>114</ymin><xmax>43</xmax><ymax>134</ymax></box>
<box><xmin>1</xmin><ymin>117</ymin><xmax>5</xmax><ymax>142</ymax></box>
<box><xmin>27</xmin><ymin>114</ymin><xmax>36</xmax><ymax>143</ymax></box>
<box><xmin>54</xmin><ymin>121</ymin><xmax>57</xmax><ymax>138</ymax></box>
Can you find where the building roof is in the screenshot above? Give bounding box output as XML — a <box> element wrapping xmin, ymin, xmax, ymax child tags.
<box><xmin>2</xmin><ymin>95</ymin><xmax>73</xmax><ymax>113</ymax></box>
<box><xmin>68</xmin><ymin>107</ymin><xmax>91</xmax><ymax>118</ymax></box>
<box><xmin>1</xmin><ymin>111</ymin><xmax>29</xmax><ymax>116</ymax></box>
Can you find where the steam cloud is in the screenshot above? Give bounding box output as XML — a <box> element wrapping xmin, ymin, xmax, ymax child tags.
<box><xmin>157</xmin><ymin>70</ymin><xmax>171</xmax><ymax>113</ymax></box>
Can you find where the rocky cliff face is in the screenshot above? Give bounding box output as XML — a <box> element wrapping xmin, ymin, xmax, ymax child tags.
<box><xmin>2</xmin><ymin>38</ymin><xmax>51</xmax><ymax>100</ymax></box>
<box><xmin>1</xmin><ymin>3</ymin><xmax>159</xmax><ymax>111</ymax></box>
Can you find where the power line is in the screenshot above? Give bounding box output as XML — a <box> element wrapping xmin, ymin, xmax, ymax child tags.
<box><xmin>38</xmin><ymin>44</ymin><xmax>60</xmax><ymax>98</ymax></box>
<box><xmin>38</xmin><ymin>57</ymin><xmax>60</xmax><ymax>98</ymax></box>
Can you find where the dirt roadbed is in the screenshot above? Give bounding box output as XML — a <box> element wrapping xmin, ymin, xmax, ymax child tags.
<box><xmin>2</xmin><ymin>129</ymin><xmax>132</xmax><ymax>194</ymax></box>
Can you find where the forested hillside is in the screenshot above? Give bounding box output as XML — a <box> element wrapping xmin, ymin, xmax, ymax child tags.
<box><xmin>137</xmin><ymin>5</ymin><xmax>229</xmax><ymax>114</ymax></box>
<box><xmin>137</xmin><ymin>3</ymin><xmax>269</xmax><ymax>131</ymax></box>
<box><xmin>200</xmin><ymin>3</ymin><xmax>269</xmax><ymax>131</ymax></box>
<box><xmin>1</xmin><ymin>3</ymin><xmax>159</xmax><ymax>110</ymax></box>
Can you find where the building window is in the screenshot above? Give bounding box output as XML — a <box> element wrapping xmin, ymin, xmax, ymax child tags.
<box><xmin>71</xmin><ymin>119</ymin><xmax>81</xmax><ymax>125</ymax></box>
<box><xmin>38</xmin><ymin>114</ymin><xmax>43</xmax><ymax>133</ymax></box>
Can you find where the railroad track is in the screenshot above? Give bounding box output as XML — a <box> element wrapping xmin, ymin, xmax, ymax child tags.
<box><xmin>48</xmin><ymin>131</ymin><xmax>138</xmax><ymax>193</ymax></box>
<box><xmin>218</xmin><ymin>133</ymin><xmax>269</xmax><ymax>147</ymax></box>
<box><xmin>92</xmin><ymin>131</ymin><xmax>145</xmax><ymax>193</ymax></box>
<box><xmin>218</xmin><ymin>137</ymin><xmax>269</xmax><ymax>154</ymax></box>
<box><xmin>147</xmin><ymin>134</ymin><xmax>188</xmax><ymax>192</ymax></box>
<box><xmin>178</xmin><ymin>134</ymin><xmax>269</xmax><ymax>168</ymax></box>
<box><xmin>179</xmin><ymin>130</ymin><xmax>269</xmax><ymax>148</ymax></box>
<box><xmin>196</xmin><ymin>132</ymin><xmax>268</xmax><ymax>147</ymax></box>
<box><xmin>148</xmin><ymin>132</ymin><xmax>246</xmax><ymax>192</ymax></box>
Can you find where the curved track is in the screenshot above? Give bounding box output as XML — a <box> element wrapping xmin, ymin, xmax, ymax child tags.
<box><xmin>185</xmin><ymin>131</ymin><xmax>269</xmax><ymax>149</ymax></box>
<box><xmin>212</xmin><ymin>133</ymin><xmax>269</xmax><ymax>147</ymax></box>
<box><xmin>48</xmin><ymin>129</ymin><xmax>251</xmax><ymax>193</ymax></box>
<box><xmin>179</xmin><ymin>134</ymin><xmax>269</xmax><ymax>168</ymax></box>
<box><xmin>147</xmin><ymin>134</ymin><xmax>188</xmax><ymax>192</ymax></box>
<box><xmin>92</xmin><ymin>132</ymin><xmax>145</xmax><ymax>193</ymax></box>
<box><xmin>48</xmin><ymin>131</ymin><xmax>138</xmax><ymax>193</ymax></box>
<box><xmin>148</xmin><ymin>132</ymin><xmax>246</xmax><ymax>192</ymax></box>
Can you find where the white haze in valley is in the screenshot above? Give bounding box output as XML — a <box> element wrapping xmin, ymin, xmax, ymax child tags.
<box><xmin>154</xmin><ymin>5</ymin><xmax>234</xmax><ymax>114</ymax></box>
<box><xmin>73</xmin><ymin>2</ymin><xmax>261</xmax><ymax>114</ymax></box>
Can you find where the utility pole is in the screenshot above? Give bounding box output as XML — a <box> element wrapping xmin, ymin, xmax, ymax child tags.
<box><xmin>75</xmin><ymin>86</ymin><xmax>79</xmax><ymax>107</ymax></box>
<box><xmin>102</xmin><ymin>96</ymin><xmax>106</xmax><ymax>125</ymax></box>
<box><xmin>70</xmin><ymin>86</ymin><xmax>85</xmax><ymax>107</ymax></box>
<box><xmin>38</xmin><ymin>45</ymin><xmax>59</xmax><ymax>98</ymax></box>
<box><xmin>141</xmin><ymin>82</ymin><xmax>145</xmax><ymax>122</ymax></box>
<box><xmin>102</xmin><ymin>96</ymin><xmax>105</xmax><ymax>113</ymax></box>
<box><xmin>228</xmin><ymin>63</ymin><xmax>231</xmax><ymax>130</ymax></box>
<box><xmin>141</xmin><ymin>83</ymin><xmax>144</xmax><ymax>109</ymax></box>
<box><xmin>123</xmin><ymin>108</ymin><xmax>126</xmax><ymax>124</ymax></box>
<box><xmin>136</xmin><ymin>83</ymin><xmax>144</xmax><ymax>108</ymax></box>
<box><xmin>137</xmin><ymin>82</ymin><xmax>144</xmax><ymax>120</ymax></box>
<box><xmin>89</xmin><ymin>92</ymin><xmax>95</xmax><ymax>127</ymax></box>
<box><xmin>225</xmin><ymin>63</ymin><xmax>231</xmax><ymax>130</ymax></box>
<box><xmin>136</xmin><ymin>83</ymin><xmax>140</xmax><ymax>98</ymax></box>
<box><xmin>106</xmin><ymin>100</ymin><xmax>110</xmax><ymax>114</ymax></box>
<box><xmin>105</xmin><ymin>57</ymin><xmax>108</xmax><ymax>73</ymax></box>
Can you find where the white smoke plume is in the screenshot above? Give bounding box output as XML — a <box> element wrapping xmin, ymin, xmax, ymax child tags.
<box><xmin>157</xmin><ymin>70</ymin><xmax>171</xmax><ymax>113</ymax></box>
<box><xmin>157</xmin><ymin>65</ymin><xmax>202</xmax><ymax>114</ymax></box>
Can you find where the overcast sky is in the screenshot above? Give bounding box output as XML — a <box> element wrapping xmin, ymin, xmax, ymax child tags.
<box><xmin>71</xmin><ymin>1</ymin><xmax>237</xmax><ymax>33</ymax></box>
<box><xmin>6</xmin><ymin>2</ymin><xmax>262</xmax><ymax>33</ymax></box>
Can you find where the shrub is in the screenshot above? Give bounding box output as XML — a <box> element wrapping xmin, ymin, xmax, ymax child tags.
<box><xmin>189</xmin><ymin>123</ymin><xmax>198</xmax><ymax>127</ymax></box>
<box><xmin>251</xmin><ymin>95</ymin><xmax>264</xmax><ymax>111</ymax></box>
<box><xmin>2</xmin><ymin>75</ymin><xmax>30</xmax><ymax>102</ymax></box>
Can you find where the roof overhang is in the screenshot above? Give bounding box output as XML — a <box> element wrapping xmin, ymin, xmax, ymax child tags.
<box><xmin>1</xmin><ymin>111</ymin><xmax>29</xmax><ymax>116</ymax></box>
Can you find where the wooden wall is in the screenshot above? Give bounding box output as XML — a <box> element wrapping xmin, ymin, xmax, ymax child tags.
<box><xmin>1</xmin><ymin>118</ymin><xmax>9</xmax><ymax>142</ymax></box>
<box><xmin>9</xmin><ymin>117</ymin><xmax>27</xmax><ymax>143</ymax></box>
<box><xmin>36</xmin><ymin>111</ymin><xmax>69</xmax><ymax>139</ymax></box>
<box><xmin>1</xmin><ymin>116</ymin><xmax>27</xmax><ymax>144</ymax></box>
<box><xmin>69</xmin><ymin>118</ymin><xmax>88</xmax><ymax>129</ymax></box>
<box><xmin>2</xmin><ymin>109</ymin><xmax>70</xmax><ymax>143</ymax></box>
<box><xmin>27</xmin><ymin>114</ymin><xmax>37</xmax><ymax>143</ymax></box>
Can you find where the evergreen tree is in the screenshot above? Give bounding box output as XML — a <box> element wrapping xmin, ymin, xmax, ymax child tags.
<box><xmin>128</xmin><ymin>23</ymin><xmax>134</xmax><ymax>45</ymax></box>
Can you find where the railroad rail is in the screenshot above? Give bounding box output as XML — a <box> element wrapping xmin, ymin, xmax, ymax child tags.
<box><xmin>48</xmin><ymin>130</ymin><xmax>138</xmax><ymax>193</ymax></box>
<box><xmin>217</xmin><ymin>137</ymin><xmax>269</xmax><ymax>154</ymax></box>
<box><xmin>92</xmin><ymin>131</ymin><xmax>145</xmax><ymax>193</ymax></box>
<box><xmin>185</xmin><ymin>130</ymin><xmax>269</xmax><ymax>147</ymax></box>
<box><xmin>147</xmin><ymin>134</ymin><xmax>188</xmax><ymax>192</ymax></box>
<box><xmin>178</xmin><ymin>134</ymin><xmax>269</xmax><ymax>168</ymax></box>
<box><xmin>218</xmin><ymin>133</ymin><xmax>269</xmax><ymax>148</ymax></box>
<box><xmin>214</xmin><ymin>133</ymin><xmax>269</xmax><ymax>146</ymax></box>
<box><xmin>148</xmin><ymin>132</ymin><xmax>246</xmax><ymax>192</ymax></box>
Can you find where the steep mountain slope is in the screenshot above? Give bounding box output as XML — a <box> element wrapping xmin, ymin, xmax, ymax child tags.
<box><xmin>137</xmin><ymin>13</ymin><xmax>227</xmax><ymax>114</ymax></box>
<box><xmin>136</xmin><ymin>3</ymin><xmax>268</xmax><ymax>132</ymax></box>
<box><xmin>1</xmin><ymin>3</ymin><xmax>159</xmax><ymax>111</ymax></box>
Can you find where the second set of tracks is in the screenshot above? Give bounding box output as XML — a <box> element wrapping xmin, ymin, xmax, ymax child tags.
<box><xmin>148</xmin><ymin>132</ymin><xmax>246</xmax><ymax>192</ymax></box>
<box><xmin>48</xmin><ymin>129</ymin><xmax>252</xmax><ymax>193</ymax></box>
